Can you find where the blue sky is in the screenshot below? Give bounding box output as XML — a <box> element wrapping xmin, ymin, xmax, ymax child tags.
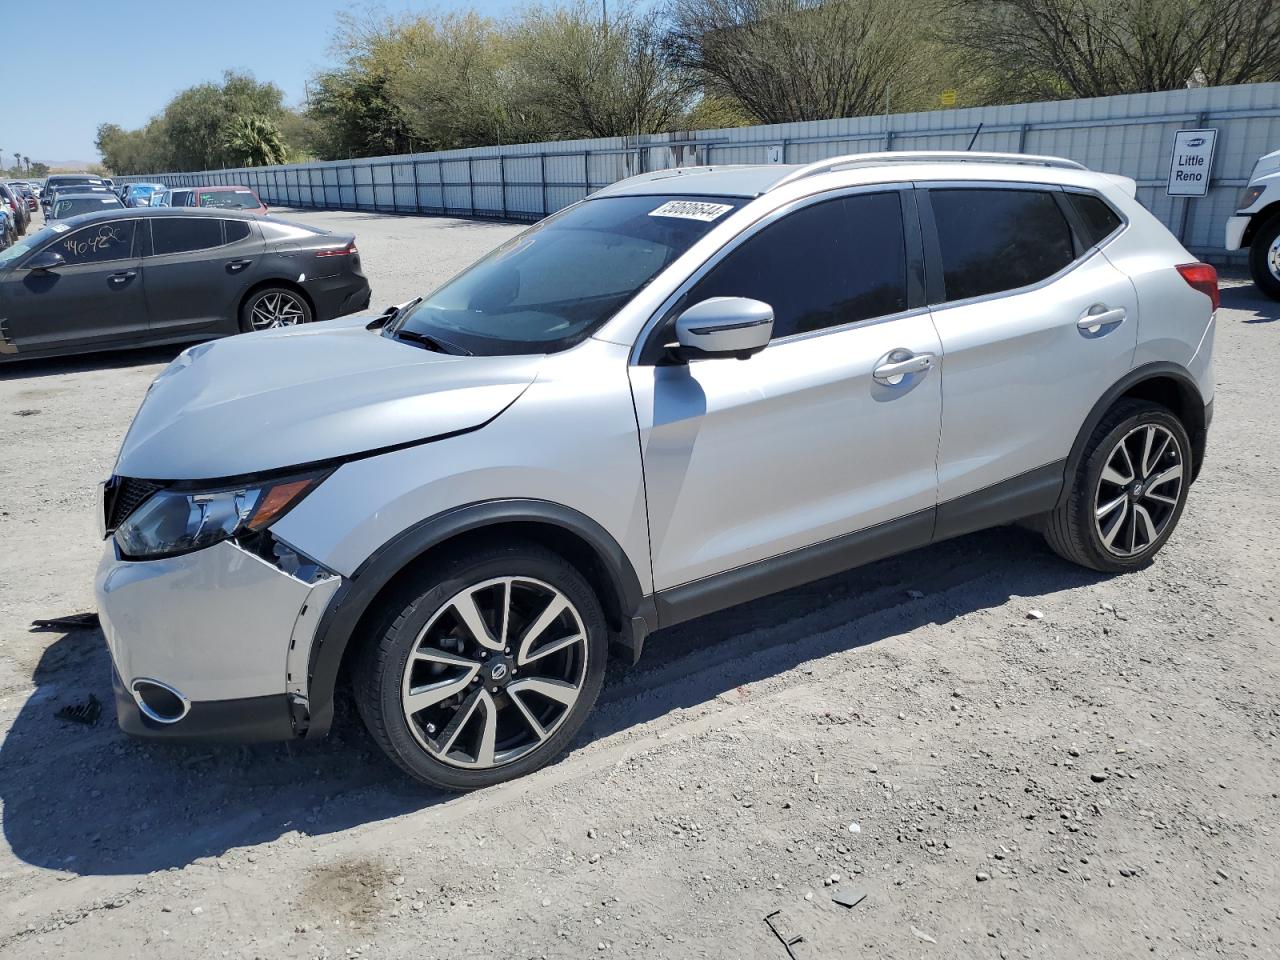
<box><xmin>5</xmin><ymin>0</ymin><xmax>518</xmax><ymax>165</ymax></box>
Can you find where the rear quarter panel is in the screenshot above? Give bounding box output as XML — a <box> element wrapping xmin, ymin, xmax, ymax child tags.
<box><xmin>1100</xmin><ymin>186</ymin><xmax>1215</xmax><ymax>403</ymax></box>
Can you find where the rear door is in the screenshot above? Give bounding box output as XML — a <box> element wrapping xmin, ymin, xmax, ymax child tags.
<box><xmin>142</xmin><ymin>217</ymin><xmax>261</xmax><ymax>334</ymax></box>
<box><xmin>0</xmin><ymin>218</ymin><xmax>146</xmax><ymax>353</ymax></box>
<box><xmin>919</xmin><ymin>183</ymin><xmax>1138</xmax><ymax>523</ymax></box>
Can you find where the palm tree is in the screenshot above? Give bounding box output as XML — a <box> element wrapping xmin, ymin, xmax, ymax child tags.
<box><xmin>22</xmin><ymin>155</ymin><xmax>30</xmax><ymax>174</ymax></box>
<box><xmin>224</xmin><ymin>115</ymin><xmax>287</xmax><ymax>168</ymax></box>
<box><xmin>12</xmin><ymin>153</ymin><xmax>19</xmax><ymax>172</ymax></box>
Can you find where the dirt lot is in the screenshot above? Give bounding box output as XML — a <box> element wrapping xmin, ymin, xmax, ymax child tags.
<box><xmin>1</xmin><ymin>208</ymin><xmax>1277</xmax><ymax>960</ymax></box>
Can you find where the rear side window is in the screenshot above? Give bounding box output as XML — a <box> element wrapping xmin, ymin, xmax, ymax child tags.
<box><xmin>930</xmin><ymin>188</ymin><xmax>1075</xmax><ymax>301</ymax></box>
<box><xmin>1068</xmin><ymin>192</ymin><xmax>1123</xmax><ymax>246</ymax></box>
<box><xmin>52</xmin><ymin>220</ymin><xmax>136</xmax><ymax>265</ymax></box>
<box><xmin>151</xmin><ymin>218</ymin><xmax>225</xmax><ymax>255</ymax></box>
<box><xmin>223</xmin><ymin>220</ymin><xmax>251</xmax><ymax>242</ymax></box>
<box><xmin>684</xmin><ymin>192</ymin><xmax>908</xmax><ymax>340</ymax></box>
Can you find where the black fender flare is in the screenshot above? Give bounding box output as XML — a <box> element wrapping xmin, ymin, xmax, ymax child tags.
<box><xmin>301</xmin><ymin>498</ymin><xmax>649</xmax><ymax>738</ymax></box>
<box><xmin>1057</xmin><ymin>361</ymin><xmax>1207</xmax><ymax>509</ymax></box>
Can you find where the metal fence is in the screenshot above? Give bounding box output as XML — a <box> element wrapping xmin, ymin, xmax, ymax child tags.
<box><xmin>131</xmin><ymin>83</ymin><xmax>1280</xmax><ymax>263</ymax></box>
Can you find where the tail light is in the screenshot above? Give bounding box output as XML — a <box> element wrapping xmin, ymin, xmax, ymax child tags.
<box><xmin>1176</xmin><ymin>262</ymin><xmax>1219</xmax><ymax>311</ymax></box>
<box><xmin>315</xmin><ymin>241</ymin><xmax>357</xmax><ymax>258</ymax></box>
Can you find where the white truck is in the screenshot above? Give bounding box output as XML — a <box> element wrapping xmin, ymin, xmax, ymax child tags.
<box><xmin>1226</xmin><ymin>147</ymin><xmax>1280</xmax><ymax>299</ymax></box>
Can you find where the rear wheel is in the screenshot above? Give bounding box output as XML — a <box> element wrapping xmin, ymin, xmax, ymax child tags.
<box><xmin>238</xmin><ymin>286</ymin><xmax>312</xmax><ymax>333</ymax></box>
<box><xmin>353</xmin><ymin>541</ymin><xmax>609</xmax><ymax>790</ymax></box>
<box><xmin>1249</xmin><ymin>215</ymin><xmax>1280</xmax><ymax>301</ymax></box>
<box><xmin>1044</xmin><ymin>399</ymin><xmax>1191</xmax><ymax>572</ymax></box>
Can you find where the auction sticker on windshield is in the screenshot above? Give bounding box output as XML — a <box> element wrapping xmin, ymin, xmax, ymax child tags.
<box><xmin>648</xmin><ymin>200</ymin><xmax>735</xmax><ymax>222</ymax></box>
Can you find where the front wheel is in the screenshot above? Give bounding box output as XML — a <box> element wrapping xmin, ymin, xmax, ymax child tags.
<box><xmin>1044</xmin><ymin>399</ymin><xmax>1191</xmax><ymax>573</ymax></box>
<box><xmin>238</xmin><ymin>286</ymin><xmax>312</xmax><ymax>333</ymax></box>
<box><xmin>353</xmin><ymin>541</ymin><xmax>609</xmax><ymax>790</ymax></box>
<box><xmin>1249</xmin><ymin>215</ymin><xmax>1280</xmax><ymax>301</ymax></box>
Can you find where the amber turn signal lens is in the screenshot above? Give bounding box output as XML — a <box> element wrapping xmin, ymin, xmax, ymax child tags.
<box><xmin>246</xmin><ymin>478</ymin><xmax>318</xmax><ymax>531</ymax></box>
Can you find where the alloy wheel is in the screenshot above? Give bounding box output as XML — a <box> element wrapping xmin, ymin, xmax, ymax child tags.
<box><xmin>399</xmin><ymin>577</ymin><xmax>589</xmax><ymax>770</ymax></box>
<box><xmin>249</xmin><ymin>291</ymin><xmax>306</xmax><ymax>330</ymax></box>
<box><xmin>1093</xmin><ymin>423</ymin><xmax>1184</xmax><ymax>558</ymax></box>
<box><xmin>1268</xmin><ymin>233</ymin><xmax>1280</xmax><ymax>282</ymax></box>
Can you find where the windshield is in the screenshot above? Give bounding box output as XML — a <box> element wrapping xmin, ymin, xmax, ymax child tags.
<box><xmin>55</xmin><ymin>196</ymin><xmax>122</xmax><ymax>218</ymax></box>
<box><xmin>198</xmin><ymin>189</ymin><xmax>261</xmax><ymax>209</ymax></box>
<box><xmin>391</xmin><ymin>194</ymin><xmax>745</xmax><ymax>356</ymax></box>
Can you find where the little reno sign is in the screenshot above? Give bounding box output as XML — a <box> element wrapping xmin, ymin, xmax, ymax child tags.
<box><xmin>1167</xmin><ymin>128</ymin><xmax>1218</xmax><ymax>197</ymax></box>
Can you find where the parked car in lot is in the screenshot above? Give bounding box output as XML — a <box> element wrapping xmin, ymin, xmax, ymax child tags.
<box><xmin>0</xmin><ymin>183</ymin><xmax>29</xmax><ymax>236</ymax></box>
<box><xmin>91</xmin><ymin>151</ymin><xmax>1217</xmax><ymax>791</ymax></box>
<box><xmin>40</xmin><ymin>174</ymin><xmax>109</xmax><ymax>217</ymax></box>
<box><xmin>1225</xmin><ymin>146</ymin><xmax>1280</xmax><ymax>299</ymax></box>
<box><xmin>7</xmin><ymin>181</ymin><xmax>38</xmax><ymax>211</ymax></box>
<box><xmin>43</xmin><ymin>183</ymin><xmax>115</xmax><ymax>219</ymax></box>
<box><xmin>153</xmin><ymin>185</ymin><xmax>268</xmax><ymax>215</ymax></box>
<box><xmin>121</xmin><ymin>183</ymin><xmax>166</xmax><ymax>207</ymax></box>
<box><xmin>0</xmin><ymin>206</ymin><xmax>10</xmax><ymax>249</ymax></box>
<box><xmin>50</xmin><ymin>191</ymin><xmax>125</xmax><ymax>220</ymax></box>
<box><xmin>0</xmin><ymin>208</ymin><xmax>370</xmax><ymax>362</ymax></box>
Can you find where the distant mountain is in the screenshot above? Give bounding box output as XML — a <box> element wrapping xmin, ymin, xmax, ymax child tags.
<box><xmin>44</xmin><ymin>161</ymin><xmax>101</xmax><ymax>172</ymax></box>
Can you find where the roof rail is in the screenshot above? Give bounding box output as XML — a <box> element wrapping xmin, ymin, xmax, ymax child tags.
<box><xmin>769</xmin><ymin>151</ymin><xmax>1088</xmax><ymax>191</ymax></box>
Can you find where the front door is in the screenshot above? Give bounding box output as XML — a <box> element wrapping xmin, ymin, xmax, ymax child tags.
<box><xmin>1</xmin><ymin>218</ymin><xmax>146</xmax><ymax>355</ymax></box>
<box><xmin>629</xmin><ymin>190</ymin><xmax>943</xmax><ymax>594</ymax></box>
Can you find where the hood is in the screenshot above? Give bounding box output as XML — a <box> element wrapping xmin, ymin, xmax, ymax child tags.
<box><xmin>1250</xmin><ymin>148</ymin><xmax>1280</xmax><ymax>182</ymax></box>
<box><xmin>115</xmin><ymin>317</ymin><xmax>542</xmax><ymax>480</ymax></box>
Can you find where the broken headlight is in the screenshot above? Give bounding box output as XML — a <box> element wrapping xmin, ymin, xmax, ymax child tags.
<box><xmin>114</xmin><ymin>473</ymin><xmax>326</xmax><ymax>560</ymax></box>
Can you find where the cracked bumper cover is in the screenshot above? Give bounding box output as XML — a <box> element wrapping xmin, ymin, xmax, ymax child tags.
<box><xmin>95</xmin><ymin>538</ymin><xmax>342</xmax><ymax>742</ymax></box>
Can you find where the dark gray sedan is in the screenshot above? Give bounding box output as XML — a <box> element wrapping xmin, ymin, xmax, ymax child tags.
<box><xmin>0</xmin><ymin>208</ymin><xmax>371</xmax><ymax>364</ymax></box>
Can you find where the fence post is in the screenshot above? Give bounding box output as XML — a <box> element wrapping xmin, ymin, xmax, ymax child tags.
<box><xmin>1177</xmin><ymin>111</ymin><xmax>1209</xmax><ymax>245</ymax></box>
<box><xmin>583</xmin><ymin>151</ymin><xmax>590</xmax><ymax>199</ymax></box>
<box><xmin>1016</xmin><ymin>123</ymin><xmax>1028</xmax><ymax>154</ymax></box>
<box><xmin>540</xmin><ymin>153</ymin><xmax>548</xmax><ymax>216</ymax></box>
<box><xmin>467</xmin><ymin>158</ymin><xmax>475</xmax><ymax>216</ymax></box>
<box><xmin>498</xmin><ymin>154</ymin><xmax>506</xmax><ymax>219</ymax></box>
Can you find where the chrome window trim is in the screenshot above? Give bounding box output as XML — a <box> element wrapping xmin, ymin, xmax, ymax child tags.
<box><xmin>629</xmin><ymin>181</ymin><xmax>916</xmax><ymax>366</ymax></box>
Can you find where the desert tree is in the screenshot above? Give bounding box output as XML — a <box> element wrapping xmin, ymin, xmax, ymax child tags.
<box><xmin>664</xmin><ymin>0</ymin><xmax>921</xmax><ymax>123</ymax></box>
<box><xmin>944</xmin><ymin>0</ymin><xmax>1280</xmax><ymax>102</ymax></box>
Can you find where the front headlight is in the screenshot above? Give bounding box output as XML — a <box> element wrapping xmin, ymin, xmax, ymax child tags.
<box><xmin>114</xmin><ymin>473</ymin><xmax>325</xmax><ymax>560</ymax></box>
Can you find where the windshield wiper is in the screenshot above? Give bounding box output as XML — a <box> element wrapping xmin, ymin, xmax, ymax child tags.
<box><xmin>392</xmin><ymin>328</ymin><xmax>472</xmax><ymax>356</ymax></box>
<box><xmin>367</xmin><ymin>296</ymin><xmax>423</xmax><ymax>331</ymax></box>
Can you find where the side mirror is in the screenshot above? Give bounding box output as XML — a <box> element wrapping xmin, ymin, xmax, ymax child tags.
<box><xmin>26</xmin><ymin>250</ymin><xmax>66</xmax><ymax>272</ymax></box>
<box><xmin>673</xmin><ymin>297</ymin><xmax>774</xmax><ymax>361</ymax></box>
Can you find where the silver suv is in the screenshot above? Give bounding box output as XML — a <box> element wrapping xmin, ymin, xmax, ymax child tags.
<box><xmin>95</xmin><ymin>152</ymin><xmax>1217</xmax><ymax>790</ymax></box>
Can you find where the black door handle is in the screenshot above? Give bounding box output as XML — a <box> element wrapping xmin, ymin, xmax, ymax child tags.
<box><xmin>226</xmin><ymin>259</ymin><xmax>253</xmax><ymax>273</ymax></box>
<box><xmin>108</xmin><ymin>271</ymin><xmax>137</xmax><ymax>284</ymax></box>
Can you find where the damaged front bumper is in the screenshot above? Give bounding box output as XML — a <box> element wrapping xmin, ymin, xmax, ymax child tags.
<box><xmin>94</xmin><ymin>538</ymin><xmax>342</xmax><ymax>741</ymax></box>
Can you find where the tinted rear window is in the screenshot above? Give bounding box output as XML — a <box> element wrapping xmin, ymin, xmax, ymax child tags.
<box><xmin>151</xmin><ymin>218</ymin><xmax>225</xmax><ymax>255</ymax></box>
<box><xmin>930</xmin><ymin>188</ymin><xmax>1075</xmax><ymax>302</ymax></box>
<box><xmin>1068</xmin><ymin>193</ymin><xmax>1124</xmax><ymax>246</ymax></box>
<box><xmin>224</xmin><ymin>220</ymin><xmax>251</xmax><ymax>242</ymax></box>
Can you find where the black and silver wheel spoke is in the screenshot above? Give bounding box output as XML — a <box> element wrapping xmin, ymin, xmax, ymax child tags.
<box><xmin>250</xmin><ymin>292</ymin><xmax>304</xmax><ymax>330</ymax></box>
<box><xmin>1094</xmin><ymin>423</ymin><xmax>1184</xmax><ymax>558</ymax></box>
<box><xmin>400</xmin><ymin>577</ymin><xmax>588</xmax><ymax>769</ymax></box>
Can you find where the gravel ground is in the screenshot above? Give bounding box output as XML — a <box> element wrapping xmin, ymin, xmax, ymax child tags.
<box><xmin>0</xmin><ymin>208</ymin><xmax>1277</xmax><ymax>959</ymax></box>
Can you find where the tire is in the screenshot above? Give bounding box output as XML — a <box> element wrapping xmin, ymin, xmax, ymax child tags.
<box><xmin>353</xmin><ymin>540</ymin><xmax>609</xmax><ymax>790</ymax></box>
<box><xmin>1044</xmin><ymin>399</ymin><xmax>1192</xmax><ymax>573</ymax></box>
<box><xmin>237</xmin><ymin>285</ymin><xmax>313</xmax><ymax>333</ymax></box>
<box><xmin>1249</xmin><ymin>214</ymin><xmax>1280</xmax><ymax>301</ymax></box>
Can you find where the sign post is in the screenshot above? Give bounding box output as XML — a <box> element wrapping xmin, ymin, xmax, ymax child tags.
<box><xmin>1167</xmin><ymin>128</ymin><xmax>1218</xmax><ymax>197</ymax></box>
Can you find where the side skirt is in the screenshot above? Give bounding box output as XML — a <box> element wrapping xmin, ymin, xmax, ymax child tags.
<box><xmin>655</xmin><ymin>508</ymin><xmax>935</xmax><ymax>630</ymax></box>
<box><xmin>650</xmin><ymin>460</ymin><xmax>1067</xmax><ymax>632</ymax></box>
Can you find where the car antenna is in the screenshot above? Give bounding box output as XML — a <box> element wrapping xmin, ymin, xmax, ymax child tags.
<box><xmin>966</xmin><ymin>122</ymin><xmax>984</xmax><ymax>151</ymax></box>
